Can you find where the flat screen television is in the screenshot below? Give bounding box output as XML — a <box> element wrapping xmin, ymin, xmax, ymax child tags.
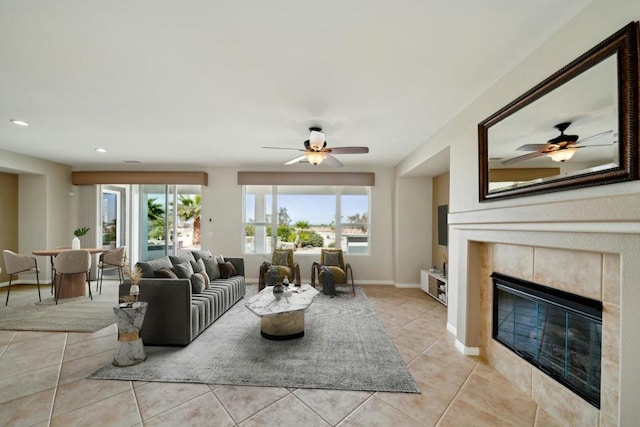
<box><xmin>437</xmin><ymin>204</ymin><xmax>448</xmax><ymax>246</ymax></box>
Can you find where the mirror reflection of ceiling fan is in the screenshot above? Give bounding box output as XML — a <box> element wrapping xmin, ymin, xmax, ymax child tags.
<box><xmin>501</xmin><ymin>122</ymin><xmax>615</xmax><ymax>165</ymax></box>
<box><xmin>262</xmin><ymin>127</ymin><xmax>369</xmax><ymax>167</ymax></box>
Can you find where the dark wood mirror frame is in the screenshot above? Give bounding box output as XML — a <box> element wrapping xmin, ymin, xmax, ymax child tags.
<box><xmin>479</xmin><ymin>21</ymin><xmax>639</xmax><ymax>201</ymax></box>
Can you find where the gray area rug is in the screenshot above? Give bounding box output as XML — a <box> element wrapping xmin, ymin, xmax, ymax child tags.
<box><xmin>91</xmin><ymin>285</ymin><xmax>420</xmax><ymax>393</ymax></box>
<box><xmin>0</xmin><ymin>282</ymin><xmax>117</xmax><ymax>332</ymax></box>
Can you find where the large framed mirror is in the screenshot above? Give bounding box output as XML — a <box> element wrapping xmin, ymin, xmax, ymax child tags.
<box><xmin>479</xmin><ymin>22</ymin><xmax>638</xmax><ymax>201</ymax></box>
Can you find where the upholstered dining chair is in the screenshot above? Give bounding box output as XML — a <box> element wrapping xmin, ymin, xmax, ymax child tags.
<box><xmin>258</xmin><ymin>248</ymin><xmax>301</xmax><ymax>290</ymax></box>
<box><xmin>2</xmin><ymin>250</ymin><xmax>41</xmax><ymax>306</ymax></box>
<box><xmin>97</xmin><ymin>246</ymin><xmax>126</xmax><ymax>294</ymax></box>
<box><xmin>312</xmin><ymin>248</ymin><xmax>355</xmax><ymax>295</ymax></box>
<box><xmin>53</xmin><ymin>249</ymin><xmax>92</xmax><ymax>304</ymax></box>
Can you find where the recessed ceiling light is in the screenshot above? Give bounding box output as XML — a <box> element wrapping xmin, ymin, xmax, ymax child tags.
<box><xmin>10</xmin><ymin>119</ymin><xmax>29</xmax><ymax>126</ymax></box>
<box><xmin>123</xmin><ymin>160</ymin><xmax>141</xmax><ymax>164</ymax></box>
<box><xmin>95</xmin><ymin>148</ymin><xmax>107</xmax><ymax>153</ymax></box>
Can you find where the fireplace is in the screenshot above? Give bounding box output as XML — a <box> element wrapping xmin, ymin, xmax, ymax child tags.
<box><xmin>491</xmin><ymin>272</ymin><xmax>603</xmax><ymax>408</ymax></box>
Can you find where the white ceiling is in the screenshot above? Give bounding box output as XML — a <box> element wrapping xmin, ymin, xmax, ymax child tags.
<box><xmin>0</xmin><ymin>0</ymin><xmax>593</xmax><ymax>173</ymax></box>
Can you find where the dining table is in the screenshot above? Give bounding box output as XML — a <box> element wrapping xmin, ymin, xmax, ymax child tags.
<box><xmin>32</xmin><ymin>247</ymin><xmax>104</xmax><ymax>299</ymax></box>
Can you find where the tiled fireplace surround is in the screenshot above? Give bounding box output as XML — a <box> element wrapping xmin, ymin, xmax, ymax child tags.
<box><xmin>448</xmin><ymin>201</ymin><xmax>639</xmax><ymax>426</ymax></box>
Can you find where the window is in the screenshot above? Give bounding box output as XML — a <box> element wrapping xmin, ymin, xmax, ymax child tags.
<box><xmin>243</xmin><ymin>185</ymin><xmax>370</xmax><ymax>255</ymax></box>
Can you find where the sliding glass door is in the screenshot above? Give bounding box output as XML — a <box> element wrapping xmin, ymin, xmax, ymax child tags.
<box><xmin>139</xmin><ymin>185</ymin><xmax>201</xmax><ymax>261</ymax></box>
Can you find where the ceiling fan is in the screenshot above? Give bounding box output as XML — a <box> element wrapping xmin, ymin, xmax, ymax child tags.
<box><xmin>262</xmin><ymin>127</ymin><xmax>369</xmax><ymax>167</ymax></box>
<box><xmin>501</xmin><ymin>122</ymin><xmax>615</xmax><ymax>165</ymax></box>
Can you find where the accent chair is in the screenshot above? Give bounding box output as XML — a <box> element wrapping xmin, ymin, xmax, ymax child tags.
<box><xmin>258</xmin><ymin>248</ymin><xmax>301</xmax><ymax>290</ymax></box>
<box><xmin>312</xmin><ymin>248</ymin><xmax>355</xmax><ymax>295</ymax></box>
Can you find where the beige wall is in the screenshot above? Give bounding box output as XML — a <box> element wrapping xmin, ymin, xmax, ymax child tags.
<box><xmin>0</xmin><ymin>149</ymin><xmax>73</xmax><ymax>283</ymax></box>
<box><xmin>394</xmin><ymin>176</ymin><xmax>432</xmax><ymax>286</ymax></box>
<box><xmin>0</xmin><ymin>172</ymin><xmax>19</xmax><ymax>282</ymax></box>
<box><xmin>431</xmin><ymin>172</ymin><xmax>449</xmax><ymax>268</ymax></box>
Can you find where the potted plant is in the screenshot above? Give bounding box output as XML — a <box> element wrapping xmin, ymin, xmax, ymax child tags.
<box><xmin>72</xmin><ymin>226</ymin><xmax>90</xmax><ymax>249</ymax></box>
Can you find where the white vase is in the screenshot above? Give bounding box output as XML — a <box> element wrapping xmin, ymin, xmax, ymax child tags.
<box><xmin>72</xmin><ymin>236</ymin><xmax>81</xmax><ymax>249</ymax></box>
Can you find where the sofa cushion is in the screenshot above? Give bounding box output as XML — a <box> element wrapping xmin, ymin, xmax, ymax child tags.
<box><xmin>136</xmin><ymin>256</ymin><xmax>173</xmax><ymax>278</ymax></box>
<box><xmin>202</xmin><ymin>257</ymin><xmax>221</xmax><ymax>280</ymax></box>
<box><xmin>190</xmin><ymin>273</ymin><xmax>206</xmax><ymax>294</ymax></box>
<box><xmin>190</xmin><ymin>258</ymin><xmax>205</xmax><ymax>274</ymax></box>
<box><xmin>199</xmin><ymin>270</ymin><xmax>210</xmax><ymax>287</ymax></box>
<box><xmin>218</xmin><ymin>261</ymin><xmax>237</xmax><ymax>279</ymax></box>
<box><xmin>190</xmin><ymin>249</ymin><xmax>213</xmax><ymax>262</ymax></box>
<box><xmin>170</xmin><ymin>253</ymin><xmax>196</xmax><ymax>266</ymax></box>
<box><xmin>172</xmin><ymin>261</ymin><xmax>194</xmax><ymax>279</ymax></box>
<box><xmin>154</xmin><ymin>268</ymin><xmax>178</xmax><ymax>279</ymax></box>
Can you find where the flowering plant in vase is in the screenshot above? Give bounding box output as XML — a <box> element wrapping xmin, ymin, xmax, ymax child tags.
<box><xmin>123</xmin><ymin>264</ymin><xmax>142</xmax><ymax>303</ymax></box>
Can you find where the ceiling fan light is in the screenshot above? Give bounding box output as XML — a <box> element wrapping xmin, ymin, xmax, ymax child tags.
<box><xmin>305</xmin><ymin>151</ymin><xmax>326</xmax><ymax>165</ymax></box>
<box><xmin>547</xmin><ymin>148</ymin><xmax>577</xmax><ymax>162</ymax></box>
<box><xmin>309</xmin><ymin>129</ymin><xmax>325</xmax><ymax>150</ymax></box>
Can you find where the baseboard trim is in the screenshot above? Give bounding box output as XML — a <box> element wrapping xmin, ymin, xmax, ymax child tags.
<box><xmin>446</xmin><ymin>322</ymin><xmax>457</xmax><ymax>336</ymax></box>
<box><xmin>454</xmin><ymin>339</ymin><xmax>480</xmax><ymax>356</ymax></box>
<box><xmin>394</xmin><ymin>282</ymin><xmax>420</xmax><ymax>289</ymax></box>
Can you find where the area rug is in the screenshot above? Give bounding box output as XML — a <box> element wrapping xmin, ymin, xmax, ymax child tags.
<box><xmin>0</xmin><ymin>282</ymin><xmax>118</xmax><ymax>332</ymax></box>
<box><xmin>90</xmin><ymin>285</ymin><xmax>420</xmax><ymax>394</ymax></box>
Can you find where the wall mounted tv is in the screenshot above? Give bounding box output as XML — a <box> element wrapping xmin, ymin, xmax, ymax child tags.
<box><xmin>437</xmin><ymin>204</ymin><xmax>448</xmax><ymax>246</ymax></box>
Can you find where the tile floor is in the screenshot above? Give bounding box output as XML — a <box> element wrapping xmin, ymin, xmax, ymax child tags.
<box><xmin>0</xmin><ymin>283</ymin><xmax>562</xmax><ymax>426</ymax></box>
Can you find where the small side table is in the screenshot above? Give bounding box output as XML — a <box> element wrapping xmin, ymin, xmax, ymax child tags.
<box><xmin>112</xmin><ymin>302</ymin><xmax>148</xmax><ymax>367</ymax></box>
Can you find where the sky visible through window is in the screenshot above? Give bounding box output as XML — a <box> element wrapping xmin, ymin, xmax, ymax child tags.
<box><xmin>246</xmin><ymin>194</ymin><xmax>367</xmax><ymax>225</ymax></box>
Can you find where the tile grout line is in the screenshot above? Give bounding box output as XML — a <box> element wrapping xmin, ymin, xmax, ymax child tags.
<box><xmin>48</xmin><ymin>332</ymin><xmax>69</xmax><ymax>426</ymax></box>
<box><xmin>434</xmin><ymin>359</ymin><xmax>480</xmax><ymax>426</ymax></box>
<box><xmin>130</xmin><ymin>380</ymin><xmax>144</xmax><ymax>425</ymax></box>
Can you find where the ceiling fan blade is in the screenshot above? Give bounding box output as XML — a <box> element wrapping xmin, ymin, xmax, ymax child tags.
<box><xmin>323</xmin><ymin>154</ymin><xmax>343</xmax><ymax>167</ymax></box>
<box><xmin>500</xmin><ymin>151</ymin><xmax>545</xmax><ymax>165</ymax></box>
<box><xmin>263</xmin><ymin>146</ymin><xmax>305</xmax><ymax>151</ymax></box>
<box><xmin>325</xmin><ymin>146</ymin><xmax>369</xmax><ymax>154</ymax></box>
<box><xmin>575</xmin><ymin>129</ymin><xmax>614</xmax><ymax>145</ymax></box>
<box><xmin>515</xmin><ymin>143</ymin><xmax>556</xmax><ymax>152</ymax></box>
<box><xmin>284</xmin><ymin>155</ymin><xmax>307</xmax><ymax>165</ymax></box>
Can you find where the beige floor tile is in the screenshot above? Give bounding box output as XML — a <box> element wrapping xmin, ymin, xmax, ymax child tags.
<box><xmin>0</xmin><ymin>364</ymin><xmax>60</xmax><ymax>404</ymax></box>
<box><xmin>455</xmin><ymin>373</ymin><xmax>537</xmax><ymax>426</ymax></box>
<box><xmin>241</xmin><ymin>393</ymin><xmax>329</xmax><ymax>427</ymax></box>
<box><xmin>439</xmin><ymin>398</ymin><xmax>516</xmax><ymax>427</ymax></box>
<box><xmin>50</xmin><ymin>389</ymin><xmax>140</xmax><ymax>427</ymax></box>
<box><xmin>2</xmin><ymin>332</ymin><xmax>66</xmax><ymax>360</ymax></box>
<box><xmin>0</xmin><ymin>330</ymin><xmax>17</xmax><ymax>347</ymax></box>
<box><xmin>63</xmin><ymin>334</ymin><xmax>118</xmax><ymax>362</ymax></box>
<box><xmin>11</xmin><ymin>330</ymin><xmax>64</xmax><ymax>344</ymax></box>
<box><xmin>144</xmin><ymin>392</ymin><xmax>234</xmax><ymax>427</ymax></box>
<box><xmin>135</xmin><ymin>381</ymin><xmax>211</xmax><ymax>420</ymax></box>
<box><xmin>53</xmin><ymin>378</ymin><xmax>132</xmax><ymax>416</ymax></box>
<box><xmin>0</xmin><ymin>387</ymin><xmax>55</xmax><ymax>427</ymax></box>
<box><xmin>214</xmin><ymin>385</ymin><xmax>290</xmax><ymax>423</ymax></box>
<box><xmin>294</xmin><ymin>388</ymin><xmax>372</xmax><ymax>425</ymax></box>
<box><xmin>58</xmin><ymin>349</ymin><xmax>115</xmax><ymax>385</ymax></box>
<box><xmin>390</xmin><ymin>327</ymin><xmax>440</xmax><ymax>355</ymax></box>
<box><xmin>339</xmin><ymin>395</ymin><xmax>423</xmax><ymax>427</ymax></box>
<box><xmin>377</xmin><ymin>378</ymin><xmax>457</xmax><ymax>426</ymax></box>
<box><xmin>66</xmin><ymin>322</ymin><xmax>117</xmax><ymax>345</ymax></box>
<box><xmin>0</xmin><ymin>343</ymin><xmax>64</xmax><ymax>378</ymax></box>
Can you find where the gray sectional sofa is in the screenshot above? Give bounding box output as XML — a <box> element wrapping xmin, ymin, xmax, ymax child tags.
<box><xmin>119</xmin><ymin>251</ymin><xmax>246</xmax><ymax>346</ymax></box>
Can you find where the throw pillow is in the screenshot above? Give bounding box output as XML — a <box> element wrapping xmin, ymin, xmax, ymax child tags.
<box><xmin>136</xmin><ymin>256</ymin><xmax>173</xmax><ymax>278</ymax></box>
<box><xmin>190</xmin><ymin>258</ymin><xmax>205</xmax><ymax>274</ymax></box>
<box><xmin>169</xmin><ymin>253</ymin><xmax>195</xmax><ymax>267</ymax></box>
<box><xmin>190</xmin><ymin>249</ymin><xmax>213</xmax><ymax>262</ymax></box>
<box><xmin>272</xmin><ymin>250</ymin><xmax>289</xmax><ymax>266</ymax></box>
<box><xmin>199</xmin><ymin>270</ymin><xmax>210</xmax><ymax>287</ymax></box>
<box><xmin>154</xmin><ymin>268</ymin><xmax>178</xmax><ymax>279</ymax></box>
<box><xmin>214</xmin><ymin>255</ymin><xmax>225</xmax><ymax>264</ymax></box>
<box><xmin>202</xmin><ymin>257</ymin><xmax>221</xmax><ymax>280</ymax></box>
<box><xmin>190</xmin><ymin>273</ymin><xmax>206</xmax><ymax>294</ymax></box>
<box><xmin>172</xmin><ymin>261</ymin><xmax>194</xmax><ymax>279</ymax></box>
<box><xmin>324</xmin><ymin>251</ymin><xmax>341</xmax><ymax>267</ymax></box>
<box><xmin>218</xmin><ymin>261</ymin><xmax>237</xmax><ymax>279</ymax></box>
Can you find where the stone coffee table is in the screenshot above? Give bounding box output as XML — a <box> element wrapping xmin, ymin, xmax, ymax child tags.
<box><xmin>245</xmin><ymin>284</ymin><xmax>319</xmax><ymax>340</ymax></box>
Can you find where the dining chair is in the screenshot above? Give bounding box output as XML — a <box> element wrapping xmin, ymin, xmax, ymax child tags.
<box><xmin>49</xmin><ymin>246</ymin><xmax>71</xmax><ymax>295</ymax></box>
<box><xmin>2</xmin><ymin>250</ymin><xmax>42</xmax><ymax>305</ymax></box>
<box><xmin>53</xmin><ymin>249</ymin><xmax>92</xmax><ymax>304</ymax></box>
<box><xmin>97</xmin><ymin>246</ymin><xmax>126</xmax><ymax>294</ymax></box>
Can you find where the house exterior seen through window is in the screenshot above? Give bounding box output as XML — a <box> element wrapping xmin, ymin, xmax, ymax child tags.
<box><xmin>243</xmin><ymin>185</ymin><xmax>370</xmax><ymax>255</ymax></box>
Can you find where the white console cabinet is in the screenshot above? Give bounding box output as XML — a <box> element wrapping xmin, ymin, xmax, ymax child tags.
<box><xmin>420</xmin><ymin>270</ymin><xmax>447</xmax><ymax>306</ymax></box>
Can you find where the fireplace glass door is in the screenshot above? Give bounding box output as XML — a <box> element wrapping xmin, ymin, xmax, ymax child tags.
<box><xmin>492</xmin><ymin>273</ymin><xmax>602</xmax><ymax>408</ymax></box>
